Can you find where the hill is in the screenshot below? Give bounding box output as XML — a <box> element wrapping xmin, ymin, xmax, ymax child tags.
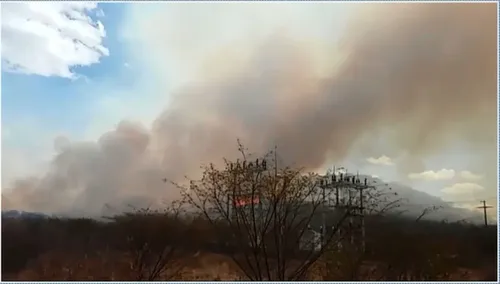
<box><xmin>363</xmin><ymin>176</ymin><xmax>484</xmax><ymax>223</ymax></box>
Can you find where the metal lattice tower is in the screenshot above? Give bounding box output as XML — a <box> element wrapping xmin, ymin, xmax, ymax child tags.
<box><xmin>318</xmin><ymin>167</ymin><xmax>373</xmax><ymax>253</ymax></box>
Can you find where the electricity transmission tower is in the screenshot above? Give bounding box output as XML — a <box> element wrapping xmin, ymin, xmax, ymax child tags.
<box><xmin>319</xmin><ymin>167</ymin><xmax>373</xmax><ymax>253</ymax></box>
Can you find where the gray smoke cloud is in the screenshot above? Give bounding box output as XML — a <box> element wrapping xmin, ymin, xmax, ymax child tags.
<box><xmin>2</xmin><ymin>3</ymin><xmax>497</xmax><ymax>216</ymax></box>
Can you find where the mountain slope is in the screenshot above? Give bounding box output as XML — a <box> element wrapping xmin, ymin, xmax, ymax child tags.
<box><xmin>361</xmin><ymin>176</ymin><xmax>483</xmax><ymax>223</ymax></box>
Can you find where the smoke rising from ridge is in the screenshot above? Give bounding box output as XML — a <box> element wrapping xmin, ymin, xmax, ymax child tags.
<box><xmin>2</xmin><ymin>3</ymin><xmax>497</xmax><ymax>216</ymax></box>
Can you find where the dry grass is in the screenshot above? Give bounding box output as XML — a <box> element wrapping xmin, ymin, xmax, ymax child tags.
<box><xmin>10</xmin><ymin>250</ymin><xmax>243</xmax><ymax>281</ymax></box>
<box><xmin>6</xmin><ymin>248</ymin><xmax>496</xmax><ymax>281</ymax></box>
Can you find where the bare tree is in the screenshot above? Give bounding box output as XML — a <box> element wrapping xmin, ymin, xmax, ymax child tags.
<box><xmin>415</xmin><ymin>205</ymin><xmax>443</xmax><ymax>222</ymax></box>
<box><xmin>109</xmin><ymin>204</ymin><xmax>184</xmax><ymax>280</ymax></box>
<box><xmin>172</xmin><ymin>142</ymin><xmax>354</xmax><ymax>280</ymax></box>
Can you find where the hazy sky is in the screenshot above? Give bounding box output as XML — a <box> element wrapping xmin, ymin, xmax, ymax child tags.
<box><xmin>1</xmin><ymin>2</ymin><xmax>497</xmax><ymax>219</ymax></box>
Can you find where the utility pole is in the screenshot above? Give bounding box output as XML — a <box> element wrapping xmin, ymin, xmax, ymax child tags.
<box><xmin>351</xmin><ymin>173</ymin><xmax>369</xmax><ymax>253</ymax></box>
<box><xmin>477</xmin><ymin>200</ymin><xmax>493</xmax><ymax>228</ymax></box>
<box><xmin>359</xmin><ymin>176</ymin><xmax>366</xmax><ymax>253</ymax></box>
<box><xmin>321</xmin><ymin>181</ymin><xmax>326</xmax><ymax>249</ymax></box>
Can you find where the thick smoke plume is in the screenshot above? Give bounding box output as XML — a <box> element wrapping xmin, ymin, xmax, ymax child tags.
<box><xmin>2</xmin><ymin>3</ymin><xmax>497</xmax><ymax>216</ymax></box>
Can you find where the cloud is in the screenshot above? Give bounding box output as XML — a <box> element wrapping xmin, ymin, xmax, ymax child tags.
<box><xmin>441</xmin><ymin>182</ymin><xmax>484</xmax><ymax>197</ymax></box>
<box><xmin>1</xmin><ymin>2</ymin><xmax>109</xmax><ymax>78</ymax></box>
<box><xmin>95</xmin><ymin>8</ymin><xmax>105</xmax><ymax>18</ymax></box>
<box><xmin>459</xmin><ymin>170</ymin><xmax>483</xmax><ymax>181</ymax></box>
<box><xmin>366</xmin><ymin>155</ymin><xmax>394</xmax><ymax>166</ymax></box>
<box><xmin>408</xmin><ymin>169</ymin><xmax>455</xmax><ymax>181</ymax></box>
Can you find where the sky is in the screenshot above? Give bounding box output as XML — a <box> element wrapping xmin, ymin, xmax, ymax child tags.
<box><xmin>2</xmin><ymin>3</ymin><xmax>162</xmax><ymax>179</ymax></box>
<box><xmin>0</xmin><ymin>2</ymin><xmax>497</xmax><ymax>220</ymax></box>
